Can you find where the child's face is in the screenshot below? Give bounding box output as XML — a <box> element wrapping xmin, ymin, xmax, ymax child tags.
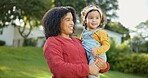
<box><xmin>85</xmin><ymin>10</ymin><xmax>101</xmax><ymax>30</ymax></box>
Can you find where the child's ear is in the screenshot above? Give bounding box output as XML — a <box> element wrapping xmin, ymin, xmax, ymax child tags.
<box><xmin>101</xmin><ymin>18</ymin><xmax>104</xmax><ymax>23</ymax></box>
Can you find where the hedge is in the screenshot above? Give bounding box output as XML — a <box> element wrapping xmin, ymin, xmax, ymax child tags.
<box><xmin>0</xmin><ymin>40</ymin><xmax>5</xmax><ymax>46</ymax></box>
<box><xmin>108</xmin><ymin>52</ymin><xmax>148</xmax><ymax>74</ymax></box>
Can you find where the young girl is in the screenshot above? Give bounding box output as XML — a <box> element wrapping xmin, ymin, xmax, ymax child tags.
<box><xmin>81</xmin><ymin>5</ymin><xmax>110</xmax><ymax>78</ymax></box>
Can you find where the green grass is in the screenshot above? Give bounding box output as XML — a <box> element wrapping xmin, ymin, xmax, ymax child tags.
<box><xmin>0</xmin><ymin>46</ymin><xmax>147</xmax><ymax>78</ymax></box>
<box><xmin>0</xmin><ymin>46</ymin><xmax>51</xmax><ymax>78</ymax></box>
<box><xmin>100</xmin><ymin>71</ymin><xmax>148</xmax><ymax>78</ymax></box>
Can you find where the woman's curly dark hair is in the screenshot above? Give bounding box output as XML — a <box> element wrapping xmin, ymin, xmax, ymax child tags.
<box><xmin>42</xmin><ymin>6</ymin><xmax>76</xmax><ymax>39</ymax></box>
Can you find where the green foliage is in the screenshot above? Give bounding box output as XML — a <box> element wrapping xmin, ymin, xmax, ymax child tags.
<box><xmin>107</xmin><ymin>40</ymin><xmax>148</xmax><ymax>74</ymax></box>
<box><xmin>134</xmin><ymin>20</ymin><xmax>148</xmax><ymax>40</ymax></box>
<box><xmin>116</xmin><ymin>41</ymin><xmax>131</xmax><ymax>53</ymax></box>
<box><xmin>130</xmin><ymin>37</ymin><xmax>148</xmax><ymax>53</ymax></box>
<box><xmin>23</xmin><ymin>38</ymin><xmax>38</xmax><ymax>46</ymax></box>
<box><xmin>111</xmin><ymin>53</ymin><xmax>148</xmax><ymax>74</ymax></box>
<box><xmin>54</xmin><ymin>0</ymin><xmax>86</xmax><ymax>16</ymax></box>
<box><xmin>140</xmin><ymin>41</ymin><xmax>148</xmax><ymax>53</ymax></box>
<box><xmin>0</xmin><ymin>0</ymin><xmax>50</xmax><ymax>27</ymax></box>
<box><xmin>137</xmin><ymin>41</ymin><xmax>148</xmax><ymax>53</ymax></box>
<box><xmin>0</xmin><ymin>0</ymin><xmax>51</xmax><ymax>39</ymax></box>
<box><xmin>107</xmin><ymin>39</ymin><xmax>131</xmax><ymax>58</ymax></box>
<box><xmin>0</xmin><ymin>40</ymin><xmax>5</xmax><ymax>46</ymax></box>
<box><xmin>130</xmin><ymin>20</ymin><xmax>148</xmax><ymax>53</ymax></box>
<box><xmin>54</xmin><ymin>0</ymin><xmax>118</xmax><ymax>21</ymax></box>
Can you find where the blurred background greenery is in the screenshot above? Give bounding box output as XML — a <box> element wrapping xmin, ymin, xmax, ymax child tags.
<box><xmin>0</xmin><ymin>0</ymin><xmax>148</xmax><ymax>78</ymax></box>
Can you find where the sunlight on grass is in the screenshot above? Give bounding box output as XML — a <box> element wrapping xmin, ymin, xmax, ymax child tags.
<box><xmin>18</xmin><ymin>70</ymin><xmax>52</xmax><ymax>78</ymax></box>
<box><xmin>100</xmin><ymin>74</ymin><xmax>109</xmax><ymax>78</ymax></box>
<box><xmin>0</xmin><ymin>66</ymin><xmax>11</xmax><ymax>71</ymax></box>
<box><xmin>20</xmin><ymin>71</ymin><xmax>36</xmax><ymax>77</ymax></box>
<box><xmin>35</xmin><ymin>72</ymin><xmax>52</xmax><ymax>78</ymax></box>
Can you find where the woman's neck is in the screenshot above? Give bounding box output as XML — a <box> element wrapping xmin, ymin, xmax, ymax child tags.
<box><xmin>59</xmin><ymin>34</ymin><xmax>72</xmax><ymax>39</ymax></box>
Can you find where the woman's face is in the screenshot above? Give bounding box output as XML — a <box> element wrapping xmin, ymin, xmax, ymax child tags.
<box><xmin>60</xmin><ymin>12</ymin><xmax>74</xmax><ymax>36</ymax></box>
<box><xmin>85</xmin><ymin>10</ymin><xmax>101</xmax><ymax>30</ymax></box>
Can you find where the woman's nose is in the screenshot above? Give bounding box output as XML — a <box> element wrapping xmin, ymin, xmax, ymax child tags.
<box><xmin>71</xmin><ymin>21</ymin><xmax>74</xmax><ymax>25</ymax></box>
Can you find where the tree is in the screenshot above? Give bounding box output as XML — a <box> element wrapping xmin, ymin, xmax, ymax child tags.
<box><xmin>130</xmin><ymin>20</ymin><xmax>148</xmax><ymax>53</ymax></box>
<box><xmin>54</xmin><ymin>0</ymin><xmax>86</xmax><ymax>16</ymax></box>
<box><xmin>135</xmin><ymin>20</ymin><xmax>148</xmax><ymax>40</ymax></box>
<box><xmin>53</xmin><ymin>0</ymin><xmax>118</xmax><ymax>22</ymax></box>
<box><xmin>0</xmin><ymin>0</ymin><xmax>51</xmax><ymax>39</ymax></box>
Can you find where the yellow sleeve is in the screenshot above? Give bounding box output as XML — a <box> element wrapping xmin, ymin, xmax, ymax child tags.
<box><xmin>92</xmin><ymin>30</ymin><xmax>110</xmax><ymax>55</ymax></box>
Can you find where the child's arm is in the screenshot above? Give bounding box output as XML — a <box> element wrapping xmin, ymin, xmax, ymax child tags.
<box><xmin>92</xmin><ymin>30</ymin><xmax>110</xmax><ymax>55</ymax></box>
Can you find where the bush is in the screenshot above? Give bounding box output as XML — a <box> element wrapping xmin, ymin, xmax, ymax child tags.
<box><xmin>0</xmin><ymin>40</ymin><xmax>5</xmax><ymax>46</ymax></box>
<box><xmin>107</xmin><ymin>40</ymin><xmax>148</xmax><ymax>74</ymax></box>
<box><xmin>114</xmin><ymin>53</ymin><xmax>148</xmax><ymax>74</ymax></box>
<box><xmin>23</xmin><ymin>38</ymin><xmax>37</xmax><ymax>46</ymax></box>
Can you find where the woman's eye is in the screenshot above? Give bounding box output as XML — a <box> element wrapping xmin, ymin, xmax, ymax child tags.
<box><xmin>66</xmin><ymin>18</ymin><xmax>70</xmax><ymax>21</ymax></box>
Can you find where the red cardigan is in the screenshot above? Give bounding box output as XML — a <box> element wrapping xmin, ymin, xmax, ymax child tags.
<box><xmin>43</xmin><ymin>36</ymin><xmax>109</xmax><ymax>78</ymax></box>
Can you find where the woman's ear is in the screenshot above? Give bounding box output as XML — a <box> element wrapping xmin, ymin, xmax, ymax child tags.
<box><xmin>84</xmin><ymin>19</ymin><xmax>87</xmax><ymax>24</ymax></box>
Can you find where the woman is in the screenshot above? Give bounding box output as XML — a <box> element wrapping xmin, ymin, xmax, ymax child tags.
<box><xmin>42</xmin><ymin>6</ymin><xmax>109</xmax><ymax>78</ymax></box>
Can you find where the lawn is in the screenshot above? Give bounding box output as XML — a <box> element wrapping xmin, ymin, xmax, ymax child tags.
<box><xmin>0</xmin><ymin>46</ymin><xmax>147</xmax><ymax>78</ymax></box>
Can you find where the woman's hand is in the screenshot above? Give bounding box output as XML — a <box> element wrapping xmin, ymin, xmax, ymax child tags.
<box><xmin>94</xmin><ymin>56</ymin><xmax>107</xmax><ymax>70</ymax></box>
<box><xmin>89</xmin><ymin>62</ymin><xmax>99</xmax><ymax>77</ymax></box>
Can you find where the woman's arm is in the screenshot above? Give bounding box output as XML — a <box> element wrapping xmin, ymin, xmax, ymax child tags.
<box><xmin>99</xmin><ymin>62</ymin><xmax>110</xmax><ymax>73</ymax></box>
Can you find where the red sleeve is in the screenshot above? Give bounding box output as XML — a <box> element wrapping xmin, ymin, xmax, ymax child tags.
<box><xmin>43</xmin><ymin>38</ymin><xmax>89</xmax><ymax>77</ymax></box>
<box><xmin>99</xmin><ymin>62</ymin><xmax>110</xmax><ymax>73</ymax></box>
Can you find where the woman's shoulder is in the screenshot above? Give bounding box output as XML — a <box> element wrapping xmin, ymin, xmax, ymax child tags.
<box><xmin>45</xmin><ymin>36</ymin><xmax>62</xmax><ymax>45</ymax></box>
<box><xmin>46</xmin><ymin>36</ymin><xmax>57</xmax><ymax>41</ymax></box>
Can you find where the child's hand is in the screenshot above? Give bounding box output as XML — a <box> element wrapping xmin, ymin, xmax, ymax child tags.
<box><xmin>91</xmin><ymin>47</ymin><xmax>98</xmax><ymax>56</ymax></box>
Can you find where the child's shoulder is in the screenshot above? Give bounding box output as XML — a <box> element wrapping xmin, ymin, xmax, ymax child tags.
<box><xmin>95</xmin><ymin>29</ymin><xmax>108</xmax><ymax>35</ymax></box>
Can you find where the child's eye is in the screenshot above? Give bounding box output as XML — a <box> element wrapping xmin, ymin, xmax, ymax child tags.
<box><xmin>88</xmin><ymin>17</ymin><xmax>93</xmax><ymax>19</ymax></box>
<box><xmin>96</xmin><ymin>17</ymin><xmax>99</xmax><ymax>19</ymax></box>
